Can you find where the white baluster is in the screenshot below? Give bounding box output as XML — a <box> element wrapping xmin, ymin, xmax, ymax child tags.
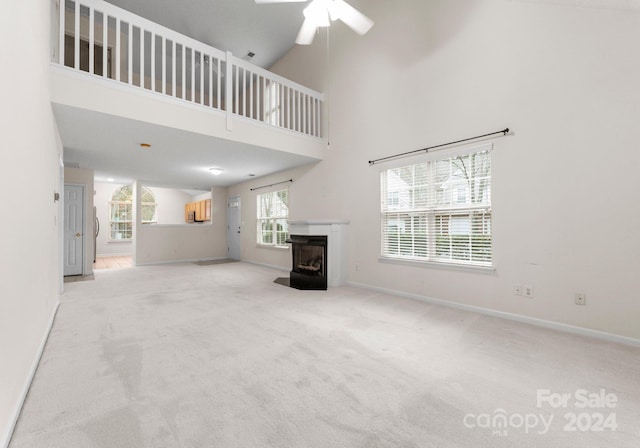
<box><xmin>209</xmin><ymin>55</ymin><xmax>213</xmax><ymax>108</ymax></box>
<box><xmin>181</xmin><ymin>45</ymin><xmax>186</xmax><ymax>99</ymax></box>
<box><xmin>126</xmin><ymin>22</ymin><xmax>131</xmax><ymax>83</ymax></box>
<box><xmin>249</xmin><ymin>72</ymin><xmax>254</xmax><ymax>120</ymax></box>
<box><xmin>242</xmin><ymin>68</ymin><xmax>247</xmax><ymax>117</ymax></box>
<box><xmin>298</xmin><ymin>92</ymin><xmax>302</xmax><ymax>131</ymax></box>
<box><xmin>279</xmin><ymin>83</ymin><xmax>284</xmax><ymax>128</ymax></box>
<box><xmin>117</xmin><ymin>19</ymin><xmax>122</xmax><ymax>82</ymax></box>
<box><xmin>256</xmin><ymin>75</ymin><xmax>261</xmax><ymax>122</ymax></box>
<box><xmin>217</xmin><ymin>58</ymin><xmax>221</xmax><ymax>110</ymax></box>
<box><xmin>172</xmin><ymin>40</ymin><xmax>176</xmax><ymax>97</ymax></box>
<box><xmin>234</xmin><ymin>66</ymin><xmax>239</xmax><ymax>114</ymax></box>
<box><xmin>140</xmin><ymin>28</ymin><xmax>144</xmax><ymax>88</ymax></box>
<box><xmin>287</xmin><ymin>87</ymin><xmax>291</xmax><ymax>130</ymax></box>
<box><xmin>191</xmin><ymin>48</ymin><xmax>195</xmax><ymax>102</ymax></box>
<box><xmin>161</xmin><ymin>37</ymin><xmax>166</xmax><ymax>94</ymax></box>
<box><xmin>225</xmin><ymin>51</ymin><xmax>233</xmax><ymax>130</ymax></box>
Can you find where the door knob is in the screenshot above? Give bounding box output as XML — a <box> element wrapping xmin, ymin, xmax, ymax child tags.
<box><xmin>76</xmin><ymin>232</ymin><xmax>82</xmax><ymax>237</ymax></box>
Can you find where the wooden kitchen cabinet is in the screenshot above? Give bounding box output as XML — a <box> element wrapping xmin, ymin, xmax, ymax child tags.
<box><xmin>185</xmin><ymin>199</ymin><xmax>212</xmax><ymax>223</ymax></box>
<box><xmin>205</xmin><ymin>199</ymin><xmax>211</xmax><ymax>221</ymax></box>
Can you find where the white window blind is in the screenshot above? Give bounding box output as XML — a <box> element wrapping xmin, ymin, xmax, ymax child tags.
<box><xmin>257</xmin><ymin>189</ymin><xmax>289</xmax><ymax>246</ymax></box>
<box><xmin>381</xmin><ymin>144</ymin><xmax>492</xmax><ymax>267</ymax></box>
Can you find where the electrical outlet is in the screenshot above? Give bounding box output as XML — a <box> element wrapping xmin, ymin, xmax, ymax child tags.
<box><xmin>574</xmin><ymin>293</ymin><xmax>586</xmax><ymax>306</ymax></box>
<box><xmin>513</xmin><ymin>285</ymin><xmax>522</xmax><ymax>296</ymax></box>
<box><xmin>523</xmin><ymin>285</ymin><xmax>534</xmax><ymax>298</ymax></box>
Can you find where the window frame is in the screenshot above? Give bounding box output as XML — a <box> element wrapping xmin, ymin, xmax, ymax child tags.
<box><xmin>256</xmin><ymin>189</ymin><xmax>289</xmax><ymax>248</ymax></box>
<box><xmin>380</xmin><ymin>143</ymin><xmax>493</xmax><ymax>269</ymax></box>
<box><xmin>108</xmin><ymin>185</ymin><xmax>157</xmax><ymax>241</ymax></box>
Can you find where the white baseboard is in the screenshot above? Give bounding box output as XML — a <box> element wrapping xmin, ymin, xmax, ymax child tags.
<box><xmin>135</xmin><ymin>256</ymin><xmax>228</xmax><ymax>266</ymax></box>
<box><xmin>2</xmin><ymin>301</ymin><xmax>60</xmax><ymax>448</ymax></box>
<box><xmin>347</xmin><ymin>281</ymin><xmax>640</xmax><ymax>348</ymax></box>
<box><xmin>245</xmin><ymin>260</ymin><xmax>289</xmax><ymax>273</ymax></box>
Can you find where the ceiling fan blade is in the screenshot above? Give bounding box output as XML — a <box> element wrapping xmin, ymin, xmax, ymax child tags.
<box><xmin>333</xmin><ymin>0</ymin><xmax>374</xmax><ymax>36</ymax></box>
<box><xmin>255</xmin><ymin>0</ymin><xmax>307</xmax><ymax>4</ymax></box>
<box><xmin>295</xmin><ymin>17</ymin><xmax>318</xmax><ymax>45</ymax></box>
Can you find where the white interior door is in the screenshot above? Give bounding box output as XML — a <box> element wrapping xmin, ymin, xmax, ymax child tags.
<box><xmin>64</xmin><ymin>184</ymin><xmax>84</xmax><ymax>276</ymax></box>
<box><xmin>227</xmin><ymin>196</ymin><xmax>241</xmax><ymax>260</ymax></box>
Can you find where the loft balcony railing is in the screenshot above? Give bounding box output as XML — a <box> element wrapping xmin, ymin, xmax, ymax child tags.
<box><xmin>54</xmin><ymin>0</ymin><xmax>324</xmax><ymax>138</ymax></box>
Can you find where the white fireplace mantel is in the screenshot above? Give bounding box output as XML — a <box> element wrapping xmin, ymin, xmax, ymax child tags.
<box><xmin>288</xmin><ymin>220</ymin><xmax>349</xmax><ymax>287</ymax></box>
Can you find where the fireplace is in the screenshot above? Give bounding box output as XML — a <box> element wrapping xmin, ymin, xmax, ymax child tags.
<box><xmin>287</xmin><ymin>235</ymin><xmax>328</xmax><ymax>290</ymax></box>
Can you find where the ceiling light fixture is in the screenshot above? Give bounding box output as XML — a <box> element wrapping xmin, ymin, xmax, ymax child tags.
<box><xmin>303</xmin><ymin>0</ymin><xmax>330</xmax><ymax>27</ymax></box>
<box><xmin>255</xmin><ymin>0</ymin><xmax>374</xmax><ymax>45</ymax></box>
<box><xmin>209</xmin><ymin>168</ymin><xmax>224</xmax><ymax>176</ymax></box>
<box><xmin>140</xmin><ymin>143</ymin><xmax>151</xmax><ymax>149</ymax></box>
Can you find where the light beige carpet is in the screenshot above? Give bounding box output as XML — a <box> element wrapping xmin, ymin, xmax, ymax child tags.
<box><xmin>10</xmin><ymin>262</ymin><xmax>640</xmax><ymax>447</ymax></box>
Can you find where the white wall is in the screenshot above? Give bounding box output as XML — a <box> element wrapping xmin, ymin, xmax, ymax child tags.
<box><xmin>95</xmin><ymin>183</ymin><xmax>217</xmax><ymax>258</ymax></box>
<box><xmin>243</xmin><ymin>0</ymin><xmax>640</xmax><ymax>340</ymax></box>
<box><xmin>64</xmin><ymin>167</ymin><xmax>95</xmax><ymax>274</ymax></box>
<box><xmin>136</xmin><ymin>187</ymin><xmax>228</xmax><ymax>264</ymax></box>
<box><xmin>0</xmin><ymin>0</ymin><xmax>63</xmax><ymax>445</ymax></box>
<box><xmin>145</xmin><ymin>186</ymin><xmax>193</xmax><ymax>225</ymax></box>
<box><xmin>192</xmin><ymin>191</ymin><xmax>212</xmax><ymax>202</ymax></box>
<box><xmin>227</xmin><ymin>165</ymin><xmax>317</xmax><ymax>269</ymax></box>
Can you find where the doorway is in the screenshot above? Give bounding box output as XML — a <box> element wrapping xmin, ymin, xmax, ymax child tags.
<box><xmin>227</xmin><ymin>196</ymin><xmax>241</xmax><ymax>260</ymax></box>
<box><xmin>63</xmin><ymin>184</ymin><xmax>84</xmax><ymax>276</ymax></box>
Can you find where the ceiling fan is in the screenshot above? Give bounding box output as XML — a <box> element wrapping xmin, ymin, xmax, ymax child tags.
<box><xmin>255</xmin><ymin>0</ymin><xmax>374</xmax><ymax>45</ymax></box>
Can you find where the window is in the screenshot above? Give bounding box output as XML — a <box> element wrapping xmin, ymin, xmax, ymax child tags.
<box><xmin>257</xmin><ymin>189</ymin><xmax>289</xmax><ymax>247</ymax></box>
<box><xmin>109</xmin><ymin>185</ymin><xmax>157</xmax><ymax>240</ymax></box>
<box><xmin>140</xmin><ymin>187</ymin><xmax>158</xmax><ymax>224</ymax></box>
<box><xmin>380</xmin><ymin>144</ymin><xmax>492</xmax><ymax>267</ymax></box>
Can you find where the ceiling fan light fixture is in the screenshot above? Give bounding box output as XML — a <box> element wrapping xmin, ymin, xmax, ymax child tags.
<box><xmin>303</xmin><ymin>0</ymin><xmax>330</xmax><ymax>27</ymax></box>
<box><xmin>333</xmin><ymin>0</ymin><xmax>374</xmax><ymax>35</ymax></box>
<box><xmin>327</xmin><ymin>0</ymin><xmax>340</xmax><ymax>21</ymax></box>
<box><xmin>257</xmin><ymin>0</ymin><xmax>373</xmax><ymax>45</ymax></box>
<box><xmin>295</xmin><ymin>18</ymin><xmax>318</xmax><ymax>45</ymax></box>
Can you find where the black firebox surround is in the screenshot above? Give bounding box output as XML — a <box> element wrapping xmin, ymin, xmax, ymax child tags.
<box><xmin>287</xmin><ymin>235</ymin><xmax>328</xmax><ymax>290</ymax></box>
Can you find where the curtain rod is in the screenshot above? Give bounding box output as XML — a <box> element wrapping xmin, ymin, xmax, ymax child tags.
<box><xmin>368</xmin><ymin>128</ymin><xmax>510</xmax><ymax>166</ymax></box>
<box><xmin>250</xmin><ymin>179</ymin><xmax>293</xmax><ymax>191</ymax></box>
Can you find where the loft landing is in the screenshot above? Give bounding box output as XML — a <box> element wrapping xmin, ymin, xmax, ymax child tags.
<box><xmin>52</xmin><ymin>0</ymin><xmax>326</xmax><ymax>187</ymax></box>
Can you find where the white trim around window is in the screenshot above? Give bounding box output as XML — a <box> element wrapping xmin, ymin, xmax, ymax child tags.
<box><xmin>380</xmin><ymin>143</ymin><xmax>493</xmax><ymax>269</ymax></box>
<box><xmin>256</xmin><ymin>189</ymin><xmax>289</xmax><ymax>247</ymax></box>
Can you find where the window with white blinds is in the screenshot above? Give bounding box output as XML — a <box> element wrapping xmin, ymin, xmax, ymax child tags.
<box><xmin>257</xmin><ymin>189</ymin><xmax>289</xmax><ymax>247</ymax></box>
<box><xmin>380</xmin><ymin>144</ymin><xmax>492</xmax><ymax>267</ymax></box>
